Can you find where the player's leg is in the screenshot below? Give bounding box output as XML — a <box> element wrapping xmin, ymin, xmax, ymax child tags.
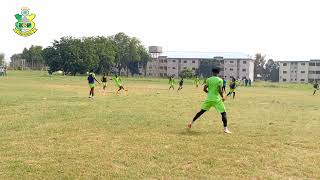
<box><xmin>92</xmin><ymin>87</ymin><xmax>95</xmax><ymax>97</ymax></box>
<box><xmin>188</xmin><ymin>101</ymin><xmax>212</xmax><ymax>128</ymax></box>
<box><xmin>233</xmin><ymin>92</ymin><xmax>236</xmax><ymax>99</ymax></box>
<box><xmin>188</xmin><ymin>109</ymin><xmax>206</xmax><ymax>128</ymax></box>
<box><xmin>214</xmin><ymin>101</ymin><xmax>231</xmax><ymax>133</ymax></box>
<box><xmin>313</xmin><ymin>89</ymin><xmax>316</xmax><ymax>95</ymax></box>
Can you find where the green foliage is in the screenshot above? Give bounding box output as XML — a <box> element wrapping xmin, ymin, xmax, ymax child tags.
<box><xmin>254</xmin><ymin>53</ymin><xmax>266</xmax><ymax>79</ymax></box>
<box><xmin>0</xmin><ymin>53</ymin><xmax>4</xmax><ymax>66</ymax></box>
<box><xmin>197</xmin><ymin>59</ymin><xmax>221</xmax><ymax>77</ymax></box>
<box><xmin>180</xmin><ymin>68</ymin><xmax>194</xmax><ymax>78</ymax></box>
<box><xmin>19</xmin><ymin>33</ymin><xmax>151</xmax><ymax>76</ymax></box>
<box><xmin>21</xmin><ymin>45</ymin><xmax>44</xmax><ymax>70</ymax></box>
<box><xmin>264</xmin><ymin>59</ymin><xmax>279</xmax><ymax>82</ymax></box>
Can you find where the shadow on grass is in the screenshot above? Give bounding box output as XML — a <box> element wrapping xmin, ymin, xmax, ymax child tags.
<box><xmin>178</xmin><ymin>129</ymin><xmax>209</xmax><ymax>136</ymax></box>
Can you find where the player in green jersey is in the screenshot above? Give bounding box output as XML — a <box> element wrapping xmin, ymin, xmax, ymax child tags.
<box><xmin>188</xmin><ymin>67</ymin><xmax>232</xmax><ymax>134</ymax></box>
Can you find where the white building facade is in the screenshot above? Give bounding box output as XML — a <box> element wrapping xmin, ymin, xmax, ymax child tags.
<box><xmin>147</xmin><ymin>51</ymin><xmax>255</xmax><ymax>81</ymax></box>
<box><xmin>279</xmin><ymin>60</ymin><xmax>320</xmax><ymax>83</ymax></box>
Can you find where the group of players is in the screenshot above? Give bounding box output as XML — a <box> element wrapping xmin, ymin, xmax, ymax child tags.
<box><xmin>168</xmin><ymin>75</ymin><xmax>240</xmax><ymax>99</ymax></box>
<box><xmin>87</xmin><ymin>68</ymin><xmax>319</xmax><ymax>134</ymax></box>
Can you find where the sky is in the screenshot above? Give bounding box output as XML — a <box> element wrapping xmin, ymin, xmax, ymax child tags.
<box><xmin>1</xmin><ymin>0</ymin><xmax>320</xmax><ymax>62</ymax></box>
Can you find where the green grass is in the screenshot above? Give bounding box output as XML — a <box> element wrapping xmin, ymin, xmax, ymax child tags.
<box><xmin>0</xmin><ymin>71</ymin><xmax>319</xmax><ymax>179</ymax></box>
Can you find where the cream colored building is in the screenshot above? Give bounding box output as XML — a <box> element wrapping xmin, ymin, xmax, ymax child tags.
<box><xmin>147</xmin><ymin>51</ymin><xmax>255</xmax><ymax>81</ymax></box>
<box><xmin>279</xmin><ymin>60</ymin><xmax>320</xmax><ymax>83</ymax></box>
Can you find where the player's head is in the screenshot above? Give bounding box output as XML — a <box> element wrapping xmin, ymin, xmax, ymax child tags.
<box><xmin>211</xmin><ymin>67</ymin><xmax>220</xmax><ymax>75</ymax></box>
<box><xmin>115</xmin><ymin>74</ymin><xmax>118</xmax><ymax>78</ymax></box>
<box><xmin>89</xmin><ymin>69</ymin><xmax>94</xmax><ymax>73</ymax></box>
<box><xmin>103</xmin><ymin>73</ymin><xmax>106</xmax><ymax>76</ymax></box>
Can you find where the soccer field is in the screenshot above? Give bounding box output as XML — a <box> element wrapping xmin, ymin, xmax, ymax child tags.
<box><xmin>0</xmin><ymin>71</ymin><xmax>319</xmax><ymax>179</ymax></box>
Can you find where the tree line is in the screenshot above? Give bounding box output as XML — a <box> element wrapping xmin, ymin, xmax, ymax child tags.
<box><xmin>10</xmin><ymin>32</ymin><xmax>151</xmax><ymax>75</ymax></box>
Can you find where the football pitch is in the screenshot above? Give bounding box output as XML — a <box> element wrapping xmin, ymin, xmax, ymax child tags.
<box><xmin>0</xmin><ymin>71</ymin><xmax>319</xmax><ymax>179</ymax></box>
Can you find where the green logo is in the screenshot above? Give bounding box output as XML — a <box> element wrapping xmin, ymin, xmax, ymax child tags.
<box><xmin>13</xmin><ymin>7</ymin><xmax>37</xmax><ymax>37</ymax></box>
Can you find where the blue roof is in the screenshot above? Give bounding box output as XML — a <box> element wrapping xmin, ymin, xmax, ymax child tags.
<box><xmin>160</xmin><ymin>51</ymin><xmax>251</xmax><ymax>59</ymax></box>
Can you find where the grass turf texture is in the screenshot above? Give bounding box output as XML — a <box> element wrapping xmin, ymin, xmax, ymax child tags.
<box><xmin>0</xmin><ymin>71</ymin><xmax>319</xmax><ymax>179</ymax></box>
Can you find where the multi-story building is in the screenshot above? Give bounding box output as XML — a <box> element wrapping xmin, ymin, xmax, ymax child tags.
<box><xmin>147</xmin><ymin>50</ymin><xmax>255</xmax><ymax>81</ymax></box>
<box><xmin>279</xmin><ymin>60</ymin><xmax>320</xmax><ymax>83</ymax></box>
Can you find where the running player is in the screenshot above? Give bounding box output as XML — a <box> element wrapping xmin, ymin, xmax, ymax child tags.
<box><xmin>227</xmin><ymin>77</ymin><xmax>237</xmax><ymax>99</ymax></box>
<box><xmin>177</xmin><ymin>78</ymin><xmax>184</xmax><ymax>91</ymax></box>
<box><xmin>101</xmin><ymin>73</ymin><xmax>108</xmax><ymax>90</ymax></box>
<box><xmin>222</xmin><ymin>77</ymin><xmax>227</xmax><ymax>93</ymax></box>
<box><xmin>113</xmin><ymin>75</ymin><xmax>127</xmax><ymax>95</ymax></box>
<box><xmin>87</xmin><ymin>70</ymin><xmax>101</xmax><ymax>98</ymax></box>
<box><xmin>313</xmin><ymin>81</ymin><xmax>319</xmax><ymax>95</ymax></box>
<box><xmin>169</xmin><ymin>76</ymin><xmax>176</xmax><ymax>90</ymax></box>
<box><xmin>194</xmin><ymin>77</ymin><xmax>200</xmax><ymax>88</ymax></box>
<box><xmin>187</xmin><ymin>67</ymin><xmax>232</xmax><ymax>134</ymax></box>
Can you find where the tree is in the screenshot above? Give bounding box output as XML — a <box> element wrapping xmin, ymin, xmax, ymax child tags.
<box><xmin>180</xmin><ymin>68</ymin><xmax>194</xmax><ymax>78</ymax></box>
<box><xmin>254</xmin><ymin>53</ymin><xmax>266</xmax><ymax>79</ymax></box>
<box><xmin>264</xmin><ymin>59</ymin><xmax>279</xmax><ymax>82</ymax></box>
<box><xmin>197</xmin><ymin>59</ymin><xmax>221</xmax><ymax>77</ymax></box>
<box><xmin>0</xmin><ymin>53</ymin><xmax>4</xmax><ymax>66</ymax></box>
<box><xmin>111</xmin><ymin>32</ymin><xmax>131</xmax><ymax>75</ymax></box>
<box><xmin>21</xmin><ymin>45</ymin><xmax>44</xmax><ymax>70</ymax></box>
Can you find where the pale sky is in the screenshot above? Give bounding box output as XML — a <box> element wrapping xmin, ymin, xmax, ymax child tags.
<box><xmin>1</xmin><ymin>0</ymin><xmax>320</xmax><ymax>62</ymax></box>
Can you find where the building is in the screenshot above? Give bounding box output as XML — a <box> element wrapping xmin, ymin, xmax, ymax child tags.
<box><xmin>147</xmin><ymin>49</ymin><xmax>255</xmax><ymax>81</ymax></box>
<box><xmin>279</xmin><ymin>60</ymin><xmax>320</xmax><ymax>83</ymax></box>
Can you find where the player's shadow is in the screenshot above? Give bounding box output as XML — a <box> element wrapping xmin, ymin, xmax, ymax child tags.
<box><xmin>178</xmin><ymin>129</ymin><xmax>208</xmax><ymax>136</ymax></box>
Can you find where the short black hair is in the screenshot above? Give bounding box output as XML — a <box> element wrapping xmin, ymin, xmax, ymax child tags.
<box><xmin>211</xmin><ymin>67</ymin><xmax>220</xmax><ymax>74</ymax></box>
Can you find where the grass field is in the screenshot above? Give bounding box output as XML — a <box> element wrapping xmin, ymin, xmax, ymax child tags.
<box><xmin>0</xmin><ymin>71</ymin><xmax>319</xmax><ymax>179</ymax></box>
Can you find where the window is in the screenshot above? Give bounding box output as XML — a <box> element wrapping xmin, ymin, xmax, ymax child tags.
<box><xmin>283</xmin><ymin>79</ymin><xmax>287</xmax><ymax>82</ymax></box>
<box><xmin>164</xmin><ymin>66</ymin><xmax>167</xmax><ymax>70</ymax></box>
<box><xmin>283</xmin><ymin>63</ymin><xmax>287</xmax><ymax>66</ymax></box>
<box><xmin>159</xmin><ymin>60</ymin><xmax>163</xmax><ymax>63</ymax></box>
<box><xmin>316</xmin><ymin>71</ymin><xmax>320</xmax><ymax>74</ymax></box>
<box><xmin>316</xmin><ymin>63</ymin><xmax>320</xmax><ymax>66</ymax></box>
<box><xmin>164</xmin><ymin>60</ymin><xmax>167</xmax><ymax>63</ymax></box>
<box><xmin>309</xmin><ymin>71</ymin><xmax>315</xmax><ymax>74</ymax></box>
<box><xmin>172</xmin><ymin>60</ymin><xmax>176</xmax><ymax>62</ymax></box>
<box><xmin>309</xmin><ymin>63</ymin><xmax>315</xmax><ymax>66</ymax></box>
<box><xmin>230</xmin><ymin>68</ymin><xmax>233</xmax><ymax>71</ymax></box>
<box><xmin>230</xmin><ymin>61</ymin><xmax>234</xmax><ymax>63</ymax></box>
<box><xmin>242</xmin><ymin>69</ymin><xmax>246</xmax><ymax>72</ymax></box>
<box><xmin>172</xmin><ymin>67</ymin><xmax>176</xmax><ymax>69</ymax></box>
<box><xmin>301</xmin><ymin>79</ymin><xmax>305</xmax><ymax>82</ymax></box>
<box><xmin>184</xmin><ymin>67</ymin><xmax>187</xmax><ymax>69</ymax></box>
<box><xmin>301</xmin><ymin>71</ymin><xmax>305</xmax><ymax>73</ymax></box>
<box><xmin>243</xmin><ymin>61</ymin><xmax>247</xmax><ymax>64</ymax></box>
<box><xmin>149</xmin><ymin>66</ymin><xmax>152</xmax><ymax>69</ymax></box>
<box><xmin>301</xmin><ymin>63</ymin><xmax>305</xmax><ymax>66</ymax></box>
<box><xmin>283</xmin><ymin>71</ymin><xmax>287</xmax><ymax>74</ymax></box>
<box><xmin>192</xmin><ymin>67</ymin><xmax>196</xmax><ymax>70</ymax></box>
<box><xmin>184</xmin><ymin>61</ymin><xmax>187</xmax><ymax>63</ymax></box>
<box><xmin>192</xmin><ymin>61</ymin><xmax>195</xmax><ymax>63</ymax></box>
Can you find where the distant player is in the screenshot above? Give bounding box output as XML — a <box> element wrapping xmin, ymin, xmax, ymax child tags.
<box><xmin>222</xmin><ymin>77</ymin><xmax>227</xmax><ymax>93</ymax></box>
<box><xmin>113</xmin><ymin>75</ymin><xmax>127</xmax><ymax>95</ymax></box>
<box><xmin>169</xmin><ymin>76</ymin><xmax>176</xmax><ymax>90</ymax></box>
<box><xmin>227</xmin><ymin>77</ymin><xmax>237</xmax><ymax>99</ymax></box>
<box><xmin>187</xmin><ymin>67</ymin><xmax>232</xmax><ymax>134</ymax></box>
<box><xmin>87</xmin><ymin>70</ymin><xmax>101</xmax><ymax>98</ymax></box>
<box><xmin>177</xmin><ymin>78</ymin><xmax>184</xmax><ymax>91</ymax></box>
<box><xmin>194</xmin><ymin>77</ymin><xmax>200</xmax><ymax>88</ymax></box>
<box><xmin>101</xmin><ymin>73</ymin><xmax>108</xmax><ymax>90</ymax></box>
<box><xmin>313</xmin><ymin>81</ymin><xmax>319</xmax><ymax>95</ymax></box>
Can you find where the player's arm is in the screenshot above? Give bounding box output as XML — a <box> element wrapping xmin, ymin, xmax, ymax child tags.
<box><xmin>94</xmin><ymin>77</ymin><xmax>101</xmax><ymax>84</ymax></box>
<box><xmin>203</xmin><ymin>85</ymin><xmax>208</xmax><ymax>93</ymax></box>
<box><xmin>218</xmin><ymin>85</ymin><xmax>225</xmax><ymax>101</ymax></box>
